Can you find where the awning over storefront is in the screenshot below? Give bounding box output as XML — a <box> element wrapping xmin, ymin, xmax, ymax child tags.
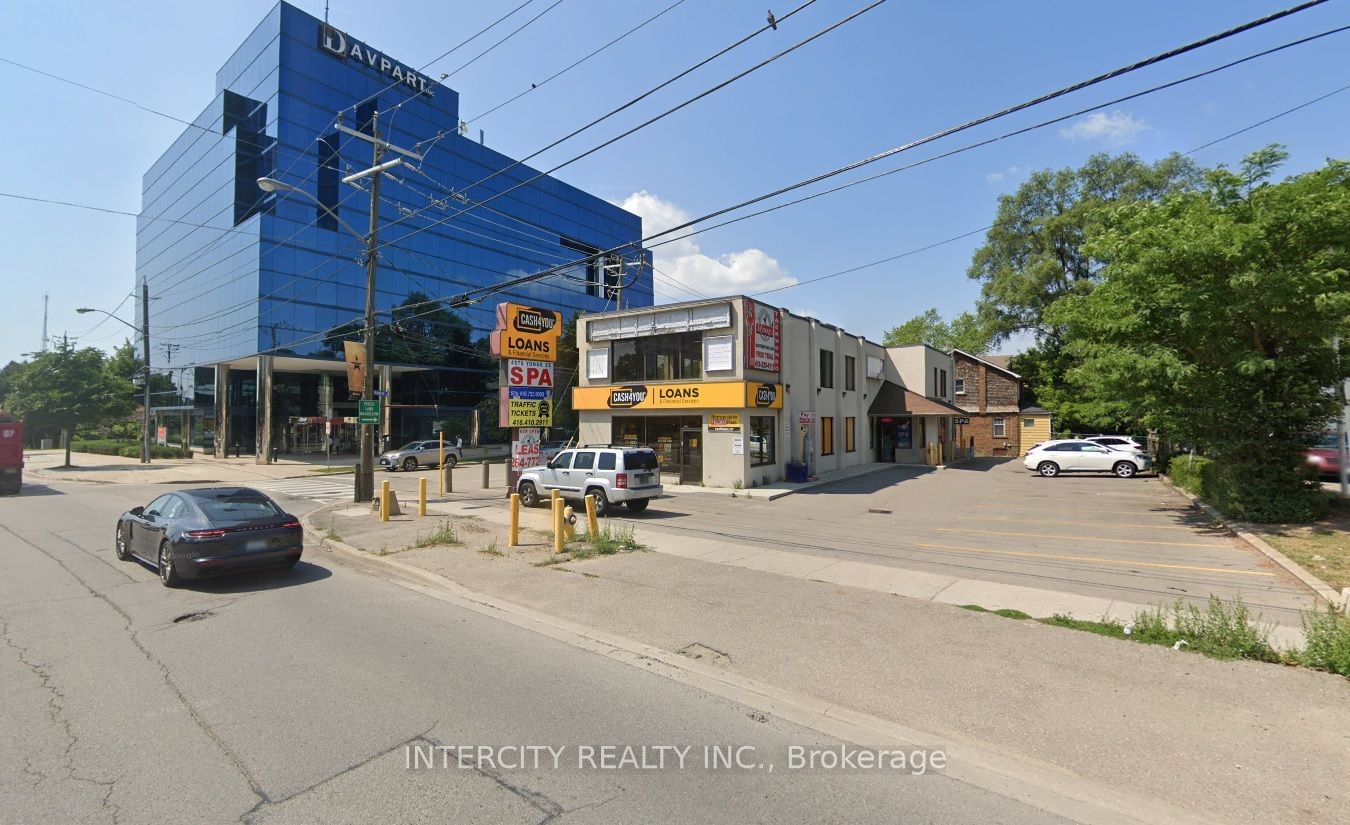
<box><xmin>867</xmin><ymin>382</ymin><xmax>966</xmax><ymax>416</ymax></box>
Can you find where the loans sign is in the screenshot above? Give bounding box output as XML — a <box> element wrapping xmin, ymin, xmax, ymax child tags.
<box><xmin>490</xmin><ymin>303</ymin><xmax>562</xmax><ymax>361</ymax></box>
<box><xmin>571</xmin><ymin>381</ymin><xmax>784</xmax><ymax>411</ymax></box>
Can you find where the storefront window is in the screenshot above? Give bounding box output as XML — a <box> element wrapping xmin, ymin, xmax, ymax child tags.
<box><xmin>750</xmin><ymin>416</ymin><xmax>775</xmax><ymax>466</ymax></box>
<box><xmin>612</xmin><ymin>332</ymin><xmax>703</xmax><ymax>383</ymax></box>
<box><xmin>845</xmin><ymin>417</ymin><xmax>856</xmax><ymax>452</ymax></box>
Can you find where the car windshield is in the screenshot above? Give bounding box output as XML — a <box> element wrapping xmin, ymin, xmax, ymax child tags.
<box><xmin>192</xmin><ymin>493</ymin><xmax>282</xmax><ymax>522</ymax></box>
<box><xmin>397</xmin><ymin>442</ymin><xmax>423</xmax><ymax>451</ymax></box>
<box><xmin>623</xmin><ymin>450</ymin><xmax>659</xmax><ymax>471</ymax></box>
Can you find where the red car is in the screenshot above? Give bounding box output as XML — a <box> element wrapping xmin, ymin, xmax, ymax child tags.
<box><xmin>1305</xmin><ymin>433</ymin><xmax>1344</xmax><ymax>478</ymax></box>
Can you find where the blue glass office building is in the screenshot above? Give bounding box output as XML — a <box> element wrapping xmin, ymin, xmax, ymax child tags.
<box><xmin>137</xmin><ymin>1</ymin><xmax>651</xmax><ymax>457</ymax></box>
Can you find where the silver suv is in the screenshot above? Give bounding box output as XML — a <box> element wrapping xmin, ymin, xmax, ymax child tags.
<box><xmin>517</xmin><ymin>446</ymin><xmax>662</xmax><ymax>516</ymax></box>
<box><xmin>378</xmin><ymin>440</ymin><xmax>462</xmax><ymax>472</ymax></box>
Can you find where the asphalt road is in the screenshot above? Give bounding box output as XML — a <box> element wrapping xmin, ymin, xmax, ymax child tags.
<box><xmin>602</xmin><ymin>459</ymin><xmax>1318</xmax><ymax>626</ymax></box>
<box><xmin>1</xmin><ymin>477</ymin><xmax>1066</xmax><ymax>824</ymax></box>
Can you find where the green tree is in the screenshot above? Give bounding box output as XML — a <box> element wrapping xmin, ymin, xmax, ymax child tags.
<box><xmin>4</xmin><ymin>342</ymin><xmax>135</xmax><ymax>467</ymax></box>
<box><xmin>968</xmin><ymin>152</ymin><xmax>1201</xmax><ymax>431</ymax></box>
<box><xmin>549</xmin><ymin>315</ymin><xmax>580</xmax><ymax>436</ymax></box>
<box><xmin>881</xmin><ymin>308</ymin><xmax>991</xmax><ymax>353</ymax></box>
<box><xmin>1051</xmin><ymin>147</ymin><xmax>1349</xmax><ymax>522</ymax></box>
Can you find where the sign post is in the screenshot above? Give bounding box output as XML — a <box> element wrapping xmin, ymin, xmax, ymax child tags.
<box><xmin>490</xmin><ymin>303</ymin><xmax>562</xmax><ymax>494</ymax></box>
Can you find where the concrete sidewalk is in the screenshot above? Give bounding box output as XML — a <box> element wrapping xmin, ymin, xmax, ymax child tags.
<box><xmin>23</xmin><ymin>449</ymin><xmax>351</xmax><ymax>485</ymax></box>
<box><xmin>307</xmin><ymin>497</ymin><xmax>1349</xmax><ymax>825</ymax></box>
<box><xmin>662</xmin><ymin>460</ymin><xmax>912</xmax><ymax>500</ymax></box>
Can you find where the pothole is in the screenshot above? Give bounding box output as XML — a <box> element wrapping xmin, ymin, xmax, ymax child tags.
<box><xmin>867</xmin><ymin>508</ymin><xmax>892</xmax><ymax>515</ymax></box>
<box><xmin>678</xmin><ymin>642</ymin><xmax>731</xmax><ymax>667</ymax></box>
<box><xmin>172</xmin><ymin>610</ymin><xmax>215</xmax><ymax>624</ymax></box>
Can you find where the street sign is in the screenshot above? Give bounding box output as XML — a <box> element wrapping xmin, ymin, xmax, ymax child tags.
<box><xmin>357</xmin><ymin>399</ymin><xmax>381</xmax><ymax>425</ymax></box>
<box><xmin>373</xmin><ymin>390</ymin><xmax>388</xmax><ymax>398</ymax></box>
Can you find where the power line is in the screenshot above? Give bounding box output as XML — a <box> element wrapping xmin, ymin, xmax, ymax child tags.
<box><xmin>1185</xmin><ymin>80</ymin><xmax>1350</xmax><ymax>154</ymax></box>
<box><xmin>461</xmin><ymin>0</ymin><xmax>691</xmax><ymax>124</ymax></box>
<box><xmin>442</xmin><ymin>0</ymin><xmax>568</xmax><ymax>82</ymax></box>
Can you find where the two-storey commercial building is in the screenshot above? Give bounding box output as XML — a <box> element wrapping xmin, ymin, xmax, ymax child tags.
<box><xmin>571</xmin><ymin>297</ymin><xmax>964</xmax><ymax>488</ymax></box>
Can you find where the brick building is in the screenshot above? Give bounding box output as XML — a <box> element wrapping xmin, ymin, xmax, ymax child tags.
<box><xmin>951</xmin><ymin>350</ymin><xmax>1023</xmax><ymax>457</ymax></box>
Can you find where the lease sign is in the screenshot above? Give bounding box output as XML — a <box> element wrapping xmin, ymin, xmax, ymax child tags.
<box><xmin>507</xmin><ymin>359</ymin><xmax>554</xmax><ymax>388</ymax></box>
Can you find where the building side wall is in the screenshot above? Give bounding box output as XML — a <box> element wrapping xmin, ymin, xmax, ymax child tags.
<box><xmin>1021</xmin><ymin>414</ymin><xmax>1052</xmax><ymax>454</ymax></box>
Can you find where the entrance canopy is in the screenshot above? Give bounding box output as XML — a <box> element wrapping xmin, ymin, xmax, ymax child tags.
<box><xmin>867</xmin><ymin>381</ymin><xmax>966</xmax><ymax>416</ymax></box>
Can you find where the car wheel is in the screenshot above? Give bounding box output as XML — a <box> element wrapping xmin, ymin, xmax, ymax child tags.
<box><xmin>586</xmin><ymin>487</ymin><xmax>610</xmax><ymax>518</ymax></box>
<box><xmin>283</xmin><ymin>556</ymin><xmax>301</xmax><ymax>570</ymax></box>
<box><xmin>1113</xmin><ymin>461</ymin><xmax>1137</xmax><ymax>479</ymax></box>
<box><xmin>443</xmin><ymin>455</ymin><xmax>458</xmax><ymax>469</ymax></box>
<box><xmin>402</xmin><ymin>456</ymin><xmax>418</xmax><ymax>471</ymax></box>
<box><xmin>158</xmin><ymin>541</ymin><xmax>182</xmax><ymax>588</ymax></box>
<box><xmin>1037</xmin><ymin>461</ymin><xmax>1060</xmax><ymax>478</ymax></box>
<box><xmin>114</xmin><ymin>525</ymin><xmax>131</xmax><ymax>561</ymax></box>
<box><xmin>626</xmin><ymin>499</ymin><xmax>649</xmax><ymax>513</ymax></box>
<box><xmin>519</xmin><ymin>482</ymin><xmax>540</xmax><ymax>508</ymax></box>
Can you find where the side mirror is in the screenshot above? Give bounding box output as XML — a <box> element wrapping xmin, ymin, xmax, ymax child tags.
<box><xmin>546</xmin><ymin>458</ymin><xmax>555</xmax><ymax>469</ymax></box>
<box><xmin>129</xmin><ymin>506</ymin><xmax>144</xmax><ymax>516</ymax></box>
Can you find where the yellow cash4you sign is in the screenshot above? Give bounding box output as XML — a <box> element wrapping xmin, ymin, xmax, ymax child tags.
<box><xmin>489</xmin><ymin>302</ymin><xmax>563</xmax><ymax>361</ymax></box>
<box><xmin>571</xmin><ymin>381</ymin><xmax>783</xmax><ymax>411</ymax></box>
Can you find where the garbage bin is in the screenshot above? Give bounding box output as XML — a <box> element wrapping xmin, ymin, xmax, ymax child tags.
<box><xmin>785</xmin><ymin>461</ymin><xmax>808</xmax><ymax>483</ymax></box>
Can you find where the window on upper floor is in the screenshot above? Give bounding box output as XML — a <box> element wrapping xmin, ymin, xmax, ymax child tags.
<box><xmin>611</xmin><ymin>332</ymin><xmax>703</xmax><ymax>383</ymax></box>
<box><xmin>819</xmin><ymin>350</ymin><xmax>834</xmax><ymax>388</ymax></box>
<box><xmin>844</xmin><ymin>355</ymin><xmax>856</xmax><ymax>391</ymax></box>
<box><xmin>955</xmin><ymin>377</ymin><xmax>966</xmax><ymax>395</ymax></box>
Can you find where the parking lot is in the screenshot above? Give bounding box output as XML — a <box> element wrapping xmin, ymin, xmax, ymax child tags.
<box><xmin>613</xmin><ymin>458</ymin><xmax>1319</xmax><ymax>626</ymax></box>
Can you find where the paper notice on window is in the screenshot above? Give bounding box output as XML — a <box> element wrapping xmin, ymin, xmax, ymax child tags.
<box><xmin>704</xmin><ymin>335</ymin><xmax>734</xmax><ymax>372</ymax></box>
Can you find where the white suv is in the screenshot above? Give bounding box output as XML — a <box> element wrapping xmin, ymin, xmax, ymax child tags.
<box><xmin>1084</xmin><ymin>435</ymin><xmax>1145</xmax><ymax>452</ymax></box>
<box><xmin>1024</xmin><ymin>440</ymin><xmax>1152</xmax><ymax>478</ymax></box>
<box><xmin>517</xmin><ymin>446</ymin><xmax>662</xmax><ymax>516</ymax></box>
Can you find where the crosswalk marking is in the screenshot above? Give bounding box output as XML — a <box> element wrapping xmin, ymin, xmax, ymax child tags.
<box><xmin>251</xmin><ymin>478</ymin><xmax>354</xmax><ymax>503</ymax></box>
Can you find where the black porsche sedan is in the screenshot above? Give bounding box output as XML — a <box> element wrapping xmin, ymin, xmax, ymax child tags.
<box><xmin>114</xmin><ymin>487</ymin><xmax>303</xmax><ymax>587</ymax></box>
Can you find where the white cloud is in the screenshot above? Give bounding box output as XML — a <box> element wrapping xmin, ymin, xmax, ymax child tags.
<box><xmin>1058</xmin><ymin>110</ymin><xmax>1148</xmax><ymax>145</ymax></box>
<box><xmin>984</xmin><ymin>164</ymin><xmax>1024</xmax><ymax>184</ymax></box>
<box><xmin>619</xmin><ymin>190</ymin><xmax>795</xmax><ymax>301</ymax></box>
<box><xmin>984</xmin><ymin>171</ymin><xmax>1004</xmax><ymax>183</ymax></box>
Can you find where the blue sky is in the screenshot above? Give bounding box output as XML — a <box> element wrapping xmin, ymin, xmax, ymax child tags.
<box><xmin>2</xmin><ymin>0</ymin><xmax>1347</xmax><ymax>366</ymax></box>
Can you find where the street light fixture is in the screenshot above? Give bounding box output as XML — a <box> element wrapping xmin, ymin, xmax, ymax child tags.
<box><xmin>257</xmin><ymin>171</ymin><xmax>381</xmax><ymax>502</ymax></box>
<box><xmin>76</xmin><ymin>303</ymin><xmax>152</xmax><ymax>464</ymax></box>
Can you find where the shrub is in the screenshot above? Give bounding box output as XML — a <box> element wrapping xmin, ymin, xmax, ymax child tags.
<box><xmin>1168</xmin><ymin>456</ymin><xmax>1326</xmax><ymax>523</ymax></box>
<box><xmin>72</xmin><ymin>439</ymin><xmax>193</xmax><ymax>459</ymax></box>
<box><xmin>1167</xmin><ymin>455</ymin><xmax>1212</xmax><ymax>498</ymax></box>
<box><xmin>1299</xmin><ymin>606</ymin><xmax>1350</xmax><ymax>677</ymax></box>
<box><xmin>1129</xmin><ymin>597</ymin><xmax>1281</xmax><ymax>662</ymax></box>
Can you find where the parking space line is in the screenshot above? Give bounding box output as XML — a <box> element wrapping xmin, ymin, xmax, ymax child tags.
<box><xmin>957</xmin><ymin>513</ymin><xmax>1208</xmax><ymax>530</ymax></box>
<box><xmin>932</xmin><ymin>527</ymin><xmax>1228</xmax><ymax>549</ymax></box>
<box><xmin>914</xmin><ymin>542</ymin><xmax>1275</xmax><ymax>577</ymax></box>
<box><xmin>974</xmin><ymin>504</ymin><xmax>1193</xmax><ymax>516</ymax></box>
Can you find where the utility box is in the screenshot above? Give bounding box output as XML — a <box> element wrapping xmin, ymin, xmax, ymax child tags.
<box><xmin>785</xmin><ymin>461</ymin><xmax>808</xmax><ymax>484</ymax></box>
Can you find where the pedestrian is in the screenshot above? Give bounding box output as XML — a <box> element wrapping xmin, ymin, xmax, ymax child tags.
<box><xmin>455</xmin><ymin>434</ymin><xmax>464</xmax><ymax>450</ymax></box>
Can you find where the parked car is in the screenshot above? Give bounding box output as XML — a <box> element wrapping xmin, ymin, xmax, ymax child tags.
<box><xmin>1305</xmin><ymin>433</ymin><xmax>1343</xmax><ymax>478</ymax></box>
<box><xmin>379</xmin><ymin>439</ymin><xmax>462</xmax><ymax>471</ymax></box>
<box><xmin>1024</xmin><ymin>439</ymin><xmax>1152</xmax><ymax>478</ymax></box>
<box><xmin>539</xmin><ymin>440</ymin><xmax>571</xmax><ymax>461</ymax></box>
<box><xmin>0</xmin><ymin>415</ymin><xmax>22</xmax><ymax>495</ymax></box>
<box><xmin>115</xmin><ymin>487</ymin><xmax>303</xmax><ymax>587</ymax></box>
<box><xmin>1084</xmin><ymin>434</ymin><xmax>1145</xmax><ymax>452</ymax></box>
<box><xmin>516</xmin><ymin>446</ymin><xmax>662</xmax><ymax>516</ymax></box>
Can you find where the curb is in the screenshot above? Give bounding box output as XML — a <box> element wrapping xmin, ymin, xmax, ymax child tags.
<box><xmin>299</xmin><ymin>506</ymin><xmax>1218</xmax><ymax>825</ymax></box>
<box><xmin>1159</xmin><ymin>476</ymin><xmax>1344</xmax><ymax>611</ymax></box>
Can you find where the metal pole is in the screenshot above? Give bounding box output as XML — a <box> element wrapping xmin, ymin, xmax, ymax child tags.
<box><xmin>358</xmin><ymin>111</ymin><xmax>384</xmax><ymax>503</ymax></box>
<box><xmin>1336</xmin><ymin>335</ymin><xmax>1348</xmax><ymax>499</ymax></box>
<box><xmin>142</xmin><ymin>283</ymin><xmax>152</xmax><ymax>464</ymax></box>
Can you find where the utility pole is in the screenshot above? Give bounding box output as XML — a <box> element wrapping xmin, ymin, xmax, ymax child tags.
<box><xmin>1337</xmin><ymin>334</ymin><xmax>1348</xmax><ymax>499</ymax></box>
<box><xmin>358</xmin><ymin>110</ymin><xmax>385</xmax><ymax>503</ymax></box>
<box><xmin>41</xmin><ymin>293</ymin><xmax>49</xmax><ymax>352</ymax></box>
<box><xmin>142</xmin><ymin>283</ymin><xmax>152</xmax><ymax>464</ymax></box>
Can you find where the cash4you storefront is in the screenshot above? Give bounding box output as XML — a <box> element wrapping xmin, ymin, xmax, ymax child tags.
<box><xmin>572</xmin><ymin>300</ymin><xmax>784</xmax><ymax>487</ymax></box>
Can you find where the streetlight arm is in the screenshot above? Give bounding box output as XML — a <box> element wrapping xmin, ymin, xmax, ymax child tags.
<box><xmin>75</xmin><ymin>307</ymin><xmax>142</xmax><ymax>334</ymax></box>
<box><xmin>256</xmin><ymin>178</ymin><xmax>370</xmax><ymax>244</ymax></box>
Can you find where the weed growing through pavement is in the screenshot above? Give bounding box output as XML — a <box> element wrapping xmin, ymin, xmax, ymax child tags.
<box><xmin>326</xmin><ymin>529</ymin><xmax>343</xmax><ymax>543</ymax></box>
<box><xmin>1299</xmin><ymin>605</ymin><xmax>1350</xmax><ymax>677</ymax></box>
<box><xmin>413</xmin><ymin>520</ymin><xmax>460</xmax><ymax>548</ymax></box>
<box><xmin>479</xmin><ymin>539</ymin><xmax>503</xmax><ymax>557</ymax></box>
<box><xmin>578</xmin><ymin>520</ymin><xmax>646</xmax><ymax>555</ymax></box>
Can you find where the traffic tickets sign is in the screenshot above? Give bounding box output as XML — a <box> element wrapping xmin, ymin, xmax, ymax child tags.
<box><xmin>489</xmin><ymin>303</ymin><xmax>562</xmax><ymax>361</ymax></box>
<box><xmin>500</xmin><ymin>386</ymin><xmax>552</xmax><ymax>427</ymax></box>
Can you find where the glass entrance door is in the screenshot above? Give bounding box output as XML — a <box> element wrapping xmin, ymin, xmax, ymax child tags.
<box><xmin>680</xmin><ymin>430</ymin><xmax>702</xmax><ymax>485</ymax></box>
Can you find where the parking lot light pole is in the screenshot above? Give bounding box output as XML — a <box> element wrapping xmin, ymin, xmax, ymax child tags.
<box><xmin>77</xmin><ymin>300</ymin><xmax>151</xmax><ymax>464</ymax></box>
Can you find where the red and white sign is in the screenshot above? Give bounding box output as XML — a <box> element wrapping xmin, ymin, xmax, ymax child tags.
<box><xmin>507</xmin><ymin>359</ymin><xmax>555</xmax><ymax>388</ymax></box>
<box><xmin>744</xmin><ymin>298</ymin><xmax>781</xmax><ymax>372</ymax></box>
<box><xmin>510</xmin><ymin>428</ymin><xmax>544</xmax><ymax>472</ymax></box>
<box><xmin>798</xmin><ymin>411</ymin><xmax>817</xmax><ymax>426</ymax></box>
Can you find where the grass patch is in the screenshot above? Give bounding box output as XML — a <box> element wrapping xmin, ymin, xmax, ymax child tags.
<box><xmin>479</xmin><ymin>539</ymin><xmax>503</xmax><ymax>557</ymax></box>
<box><xmin>1262</xmin><ymin>526</ymin><xmax>1350</xmax><ymax>591</ymax></box>
<box><xmin>577</xmin><ymin>520</ymin><xmax>646</xmax><ymax>555</ymax></box>
<box><xmin>1299</xmin><ymin>606</ymin><xmax>1350</xmax><ymax>677</ymax></box>
<box><xmin>413</xmin><ymin>520</ymin><xmax>460</xmax><ymax>548</ymax></box>
<box><xmin>531</xmin><ymin>555</ymin><xmax>565</xmax><ymax>567</ymax></box>
<box><xmin>958</xmin><ymin>604</ymin><xmax>1031</xmax><ymax>620</ymax></box>
<box><xmin>1041</xmin><ymin>614</ymin><xmax>1128</xmax><ymax>639</ymax></box>
<box><xmin>325</xmin><ymin>529</ymin><xmax>343</xmax><ymax>543</ymax></box>
<box><xmin>310</xmin><ymin>466</ymin><xmax>354</xmax><ymax>475</ymax></box>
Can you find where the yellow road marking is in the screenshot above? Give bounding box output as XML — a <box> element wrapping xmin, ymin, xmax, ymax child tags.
<box><xmin>959</xmin><ymin>513</ymin><xmax>1199</xmax><ymax>530</ymax></box>
<box><xmin>974</xmin><ymin>503</ymin><xmax>1190</xmax><ymax>517</ymax></box>
<box><xmin>932</xmin><ymin>526</ymin><xmax>1223</xmax><ymax>548</ymax></box>
<box><xmin>914</xmin><ymin>542</ymin><xmax>1274</xmax><ymax>577</ymax></box>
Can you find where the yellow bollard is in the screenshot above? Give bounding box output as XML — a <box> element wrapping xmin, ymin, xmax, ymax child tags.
<box><xmin>380</xmin><ymin>480</ymin><xmax>391</xmax><ymax>523</ymax></box>
<box><xmin>438</xmin><ymin>432</ymin><xmax>445</xmax><ymax>496</ymax></box>
<box><xmin>552</xmin><ymin>495</ymin><xmax>564</xmax><ymax>554</ymax></box>
<box><xmin>584</xmin><ymin>494</ymin><xmax>598</xmax><ymax>536</ymax></box>
<box><xmin>562</xmin><ymin>505</ymin><xmax>576</xmax><ymax>543</ymax></box>
<box><xmin>509</xmin><ymin>493</ymin><xmax>521</xmax><ymax>547</ymax></box>
<box><xmin>551</xmin><ymin>488</ymin><xmax>561</xmax><ymax>503</ymax></box>
<box><xmin>418</xmin><ymin>477</ymin><xmax>427</xmax><ymax>516</ymax></box>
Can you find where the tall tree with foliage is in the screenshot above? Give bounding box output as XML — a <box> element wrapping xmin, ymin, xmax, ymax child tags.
<box><xmin>968</xmin><ymin>152</ymin><xmax>1202</xmax><ymax>430</ymax></box>
<box><xmin>881</xmin><ymin>308</ymin><xmax>990</xmax><ymax>354</ymax></box>
<box><xmin>3</xmin><ymin>342</ymin><xmax>135</xmax><ymax>467</ymax></box>
<box><xmin>1052</xmin><ymin>147</ymin><xmax>1349</xmax><ymax>522</ymax></box>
